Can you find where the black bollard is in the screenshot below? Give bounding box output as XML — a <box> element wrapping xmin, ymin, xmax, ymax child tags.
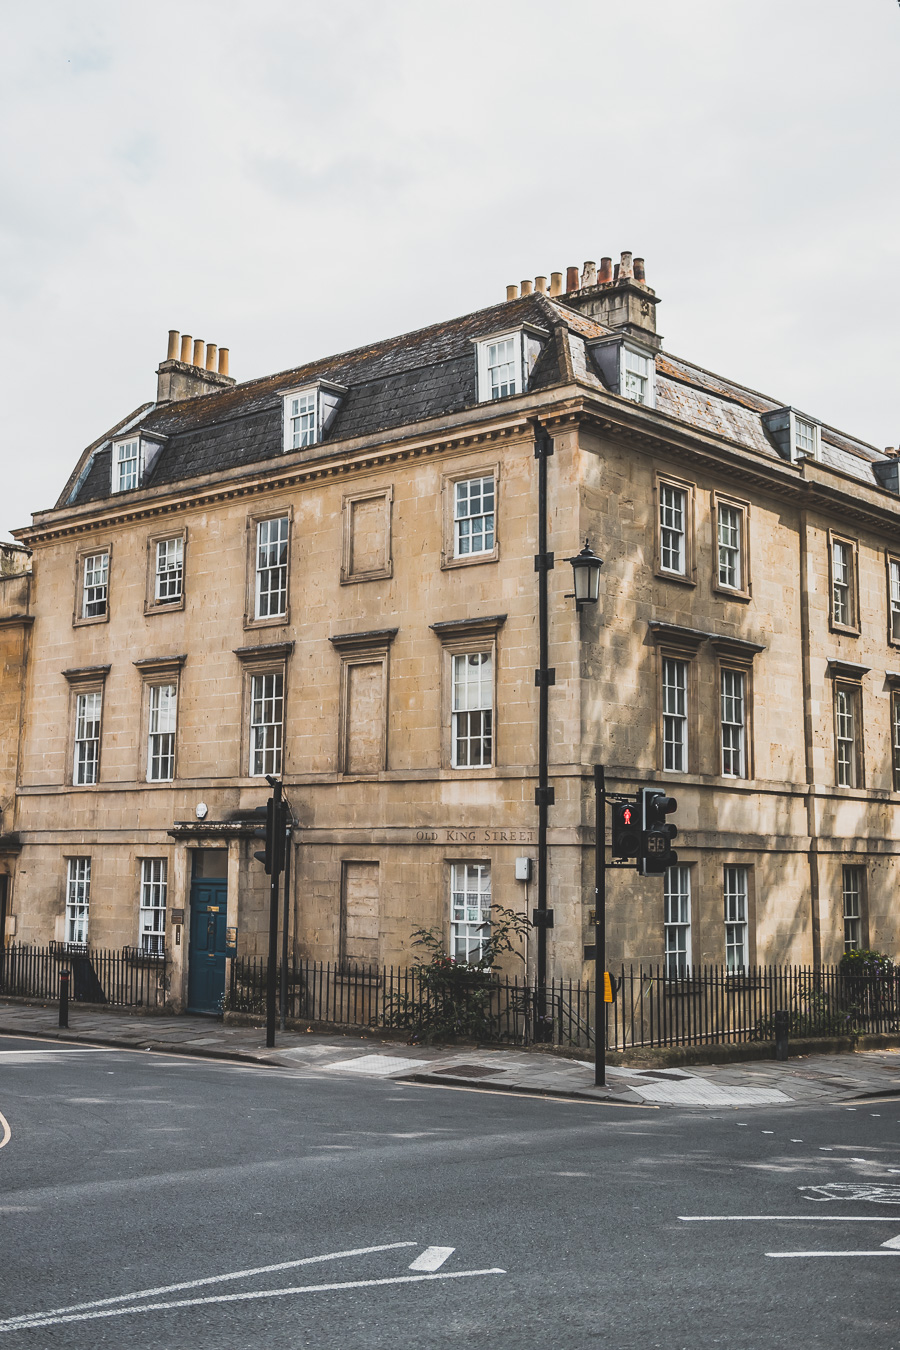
<box><xmin>774</xmin><ymin>1008</ymin><xmax>789</xmax><ymax>1062</ymax></box>
<box><xmin>59</xmin><ymin>968</ymin><xmax>70</xmax><ymax>1029</ymax></box>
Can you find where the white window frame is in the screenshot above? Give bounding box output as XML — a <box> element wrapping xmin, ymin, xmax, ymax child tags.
<box><xmin>662</xmin><ymin>656</ymin><xmax>688</xmax><ymax>773</ymax></box>
<box><xmin>892</xmin><ymin>691</ymin><xmax>900</xmax><ymax>792</ymax></box>
<box><xmin>250</xmin><ymin>671</ymin><xmax>284</xmax><ymax>777</ymax></box>
<box><xmin>794</xmin><ymin>416</ymin><xmax>819</xmax><ymax>460</ymax></box>
<box><xmin>622</xmin><ymin>346</ymin><xmax>654</xmax><ymax>407</ymax></box>
<box><xmin>834</xmin><ymin>683</ymin><xmax>859</xmax><ymax>788</ymax></box>
<box><xmin>659</xmin><ymin>484</ymin><xmax>687</xmax><ymax>576</ymax></box>
<box><xmin>720</xmin><ymin>669</ymin><xmax>746</xmax><ymax>778</ymax></box>
<box><xmin>724</xmin><ymin>866</ymin><xmax>749</xmax><ymax>972</ymax></box>
<box><xmin>454</xmin><ymin>476</ymin><xmax>495</xmax><ymax>559</ymax></box>
<box><xmin>664</xmin><ymin>866</ymin><xmax>691</xmax><ymax>978</ymax></box>
<box><xmin>284</xmin><ymin>390</ymin><xmax>317</xmax><ymax>450</ymax></box>
<box><xmin>112</xmin><ymin>438</ymin><xmax>142</xmax><ymax>493</ymax></box>
<box><xmin>717</xmin><ymin>503</ymin><xmax>742</xmax><ymax>591</ymax></box>
<box><xmin>832</xmin><ymin>540</ymin><xmax>852</xmax><ymax>628</ymax></box>
<box><xmin>255</xmin><ymin>517</ymin><xmax>289</xmax><ymax>620</ymax></box>
<box><xmin>474</xmin><ymin>328</ymin><xmax>544</xmax><ymax>404</ymax></box>
<box><xmin>81</xmin><ymin>551</ymin><xmax>109</xmax><ymax>620</ymax></box>
<box><xmin>73</xmin><ymin>690</ymin><xmax>102</xmax><ymax>785</ymax></box>
<box><xmin>155</xmin><ymin>538</ymin><xmax>183</xmax><ymax>604</ymax></box>
<box><xmin>147</xmin><ymin>683</ymin><xmax>177</xmax><ymax>782</ymax></box>
<box><xmin>842</xmin><ymin>866</ymin><xmax>863</xmax><ymax>953</ymax></box>
<box><xmin>451</xmin><ymin>651</ymin><xmax>493</xmax><ymax>768</ymax></box>
<box><xmin>888</xmin><ymin>556</ymin><xmax>900</xmax><ymax>645</ymax></box>
<box><xmin>65</xmin><ymin>858</ymin><xmax>90</xmax><ymax>945</ymax></box>
<box><xmin>139</xmin><ymin>859</ymin><xmax>167</xmax><ymax>955</ymax></box>
<box><xmin>450</xmin><ymin>862</ymin><xmax>492</xmax><ymax>963</ymax></box>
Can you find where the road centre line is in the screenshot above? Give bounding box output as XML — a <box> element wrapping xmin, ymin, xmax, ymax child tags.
<box><xmin>0</xmin><ymin>1269</ymin><xmax>507</xmax><ymax>1332</ymax></box>
<box><xmin>680</xmin><ymin>1220</ymin><xmax>900</xmax><ymax>1231</ymax></box>
<box><xmin>1</xmin><ymin>1242</ymin><xmax>417</xmax><ymax>1327</ymax></box>
<box><xmin>766</xmin><ymin>1251</ymin><xmax>900</xmax><ymax>1258</ymax></box>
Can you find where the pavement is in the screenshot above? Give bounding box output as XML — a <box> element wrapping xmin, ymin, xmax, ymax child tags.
<box><xmin>2</xmin><ymin>997</ymin><xmax>900</xmax><ymax>1108</ymax></box>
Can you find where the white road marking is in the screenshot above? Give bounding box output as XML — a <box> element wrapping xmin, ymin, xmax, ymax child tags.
<box><xmin>408</xmin><ymin>1247</ymin><xmax>454</xmax><ymax>1272</ymax></box>
<box><xmin>881</xmin><ymin>1235</ymin><xmax>900</xmax><ymax>1250</ymax></box>
<box><xmin>767</xmin><ymin>1250</ymin><xmax>900</xmax><ymax>1258</ymax></box>
<box><xmin>1</xmin><ymin>1242</ymin><xmax>416</xmax><ymax>1327</ymax></box>
<box><xmin>0</xmin><ymin>1111</ymin><xmax>9</xmax><ymax>1151</ymax></box>
<box><xmin>0</xmin><ymin>1269</ymin><xmax>506</xmax><ymax>1331</ymax></box>
<box><xmin>0</xmin><ymin>1049</ymin><xmax>114</xmax><ymax>1058</ymax></box>
<box><xmin>680</xmin><ymin>1216</ymin><xmax>900</xmax><ymax>1222</ymax></box>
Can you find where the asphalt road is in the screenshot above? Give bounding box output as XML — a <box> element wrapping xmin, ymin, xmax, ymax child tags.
<box><xmin>1</xmin><ymin>1033</ymin><xmax>898</xmax><ymax>1349</ymax></box>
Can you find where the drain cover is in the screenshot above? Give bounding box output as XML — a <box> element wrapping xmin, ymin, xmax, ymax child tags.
<box><xmin>436</xmin><ymin>1064</ymin><xmax>504</xmax><ymax>1078</ymax></box>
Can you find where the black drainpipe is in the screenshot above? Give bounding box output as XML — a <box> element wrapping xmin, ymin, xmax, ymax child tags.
<box><xmin>532</xmin><ymin>422</ymin><xmax>555</xmax><ymax>1040</ymax></box>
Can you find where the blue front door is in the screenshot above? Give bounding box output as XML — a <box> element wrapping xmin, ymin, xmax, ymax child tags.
<box><xmin>188</xmin><ymin>880</ymin><xmax>228</xmax><ymax>1014</ymax></box>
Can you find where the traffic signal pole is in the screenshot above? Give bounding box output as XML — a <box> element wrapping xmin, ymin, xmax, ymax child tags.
<box><xmin>594</xmin><ymin>764</ymin><xmax>606</xmax><ymax>1087</ymax></box>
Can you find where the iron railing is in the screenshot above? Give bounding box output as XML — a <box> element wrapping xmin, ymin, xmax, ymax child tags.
<box><xmin>227</xmin><ymin>956</ymin><xmax>900</xmax><ymax>1049</ymax></box>
<box><xmin>0</xmin><ymin>943</ymin><xmax>168</xmax><ymax>1010</ymax></box>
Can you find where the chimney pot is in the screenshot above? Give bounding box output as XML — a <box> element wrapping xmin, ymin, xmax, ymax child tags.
<box><xmin>167</xmin><ymin>330</ymin><xmax>179</xmax><ymax>360</ymax></box>
<box><xmin>506</xmin><ymin>284</ymin><xmax>519</xmax><ymax>301</ymax></box>
<box><xmin>549</xmin><ymin>272</ymin><xmax>563</xmax><ymax>296</ymax></box>
<box><xmin>581</xmin><ymin>261</ymin><xmax>597</xmax><ymax>288</ymax></box>
<box><xmin>218</xmin><ymin>347</ymin><xmax>229</xmax><ymax>377</ymax></box>
<box><xmin>566</xmin><ymin>266</ymin><xmax>579</xmax><ymax>293</ymax></box>
<box><xmin>520</xmin><ymin>279</ymin><xmax>533</xmax><ymax>295</ymax></box>
<box><xmin>535</xmin><ymin>275</ymin><xmax>548</xmax><ymax>294</ymax></box>
<box><xmin>619</xmin><ymin>251</ymin><xmax>634</xmax><ymax>280</ymax></box>
<box><xmin>598</xmin><ymin>257</ymin><xmax>613</xmax><ymax>283</ymax></box>
<box><xmin>192</xmin><ymin>339</ymin><xmax>205</xmax><ymax>368</ymax></box>
<box><xmin>180</xmin><ymin>333</ymin><xmax>192</xmax><ymax>363</ymax></box>
<box><xmin>633</xmin><ymin>256</ymin><xmax>646</xmax><ymax>282</ymax></box>
<box><xmin>205</xmin><ymin>343</ymin><xmax>217</xmax><ymax>371</ymax></box>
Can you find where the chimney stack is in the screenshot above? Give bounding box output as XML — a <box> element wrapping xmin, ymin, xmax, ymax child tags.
<box><xmin>157</xmin><ymin>329</ymin><xmax>236</xmax><ymax>404</ymax></box>
<box><xmin>563</xmin><ymin>250</ymin><xmax>660</xmax><ymax>345</ymax></box>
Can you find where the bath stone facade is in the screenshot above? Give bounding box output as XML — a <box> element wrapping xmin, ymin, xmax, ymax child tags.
<box><xmin>8</xmin><ymin>254</ymin><xmax>900</xmax><ymax>1012</ymax></box>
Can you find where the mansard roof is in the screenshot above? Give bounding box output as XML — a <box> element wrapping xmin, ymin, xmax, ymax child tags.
<box><xmin>61</xmin><ymin>288</ymin><xmax>890</xmax><ymax>510</ymax></box>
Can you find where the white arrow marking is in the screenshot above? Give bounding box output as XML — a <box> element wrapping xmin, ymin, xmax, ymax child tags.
<box><xmin>409</xmin><ymin>1247</ymin><xmax>454</xmax><ymax>1272</ymax></box>
<box><xmin>1</xmin><ymin>1241</ymin><xmax>416</xmax><ymax>1327</ymax></box>
<box><xmin>0</xmin><ymin>1269</ymin><xmax>506</xmax><ymax>1332</ymax></box>
<box><xmin>881</xmin><ymin>1235</ymin><xmax>900</xmax><ymax>1250</ymax></box>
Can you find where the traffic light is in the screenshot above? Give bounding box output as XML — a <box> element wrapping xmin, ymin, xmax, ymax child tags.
<box><xmin>638</xmin><ymin>787</ymin><xmax>678</xmax><ymax>876</ymax></box>
<box><xmin>252</xmin><ymin>794</ymin><xmax>286</xmax><ymax>876</ymax></box>
<box><xmin>610</xmin><ymin>798</ymin><xmax>641</xmax><ymax>859</ymax></box>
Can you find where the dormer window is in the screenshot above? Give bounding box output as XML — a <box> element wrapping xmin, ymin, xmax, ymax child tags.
<box><xmin>588</xmin><ymin>337</ymin><xmax>657</xmax><ymax>409</ymax></box>
<box><xmin>762</xmin><ymin>407</ymin><xmax>820</xmax><ymax>463</ymax></box>
<box><xmin>624</xmin><ymin>349</ymin><xmax>652</xmax><ymax>405</ymax></box>
<box><xmin>114</xmin><ymin>438</ymin><xmax>141</xmax><ymax>492</ymax></box>
<box><xmin>475</xmin><ymin>327</ymin><xmax>546</xmax><ymax>404</ymax></box>
<box><xmin>794</xmin><ymin>416</ymin><xmax>819</xmax><ymax>459</ymax></box>
<box><xmin>281</xmin><ymin>381</ymin><xmax>346</xmax><ymax>453</ymax></box>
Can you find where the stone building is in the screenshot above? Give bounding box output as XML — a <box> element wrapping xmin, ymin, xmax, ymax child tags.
<box><xmin>0</xmin><ymin>541</ymin><xmax>32</xmax><ymax>943</ymax></box>
<box><xmin>7</xmin><ymin>254</ymin><xmax>900</xmax><ymax>1012</ymax></box>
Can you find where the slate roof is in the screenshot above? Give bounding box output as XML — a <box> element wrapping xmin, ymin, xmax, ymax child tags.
<box><xmin>65</xmin><ymin>289</ymin><xmax>890</xmax><ymax>508</ymax></box>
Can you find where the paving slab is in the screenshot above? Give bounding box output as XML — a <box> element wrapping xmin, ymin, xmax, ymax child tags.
<box><xmin>2</xmin><ymin>999</ymin><xmax>900</xmax><ymax>1109</ymax></box>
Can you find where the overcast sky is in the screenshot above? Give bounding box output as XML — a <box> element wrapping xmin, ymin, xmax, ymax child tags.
<box><xmin>2</xmin><ymin>0</ymin><xmax>899</xmax><ymax>540</ymax></box>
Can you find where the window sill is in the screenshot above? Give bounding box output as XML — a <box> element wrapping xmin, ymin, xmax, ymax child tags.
<box><xmin>73</xmin><ymin>613</ymin><xmax>109</xmax><ymax>628</ymax></box>
<box><xmin>441</xmin><ymin>549</ymin><xmax>500</xmax><ymax>571</ymax></box>
<box><xmin>145</xmin><ymin>598</ymin><xmax>185</xmax><ymax>616</ymax></box>
<box><xmin>654</xmin><ymin>569</ymin><xmax>695</xmax><ymax>588</ymax></box>
<box><xmin>829</xmin><ymin>622</ymin><xmax>860</xmax><ymax>638</ymax></box>
<box><xmin>243</xmin><ymin>613</ymin><xmax>291</xmax><ymax>632</ymax></box>
<box><xmin>713</xmin><ymin>585</ymin><xmax>751</xmax><ymax>604</ymax></box>
<box><xmin>340</xmin><ymin>566</ymin><xmax>393</xmax><ymax>585</ymax></box>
